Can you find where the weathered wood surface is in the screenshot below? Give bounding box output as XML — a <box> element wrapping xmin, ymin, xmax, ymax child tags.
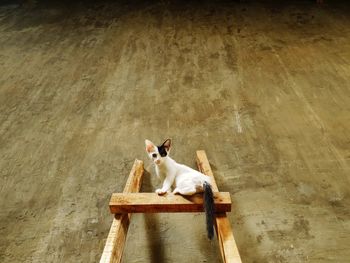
<box><xmin>196</xmin><ymin>150</ymin><xmax>242</xmax><ymax>263</ymax></box>
<box><xmin>100</xmin><ymin>159</ymin><xmax>144</xmax><ymax>263</ymax></box>
<box><xmin>109</xmin><ymin>192</ymin><xmax>232</xmax><ymax>213</ymax></box>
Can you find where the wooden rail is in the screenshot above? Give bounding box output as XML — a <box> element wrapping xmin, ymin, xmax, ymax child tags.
<box><xmin>99</xmin><ymin>159</ymin><xmax>144</xmax><ymax>263</ymax></box>
<box><xmin>109</xmin><ymin>192</ymin><xmax>232</xmax><ymax>213</ymax></box>
<box><xmin>196</xmin><ymin>150</ymin><xmax>242</xmax><ymax>263</ymax></box>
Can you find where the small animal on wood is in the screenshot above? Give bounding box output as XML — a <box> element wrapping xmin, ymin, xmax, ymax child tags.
<box><xmin>145</xmin><ymin>138</ymin><xmax>215</xmax><ymax>239</ymax></box>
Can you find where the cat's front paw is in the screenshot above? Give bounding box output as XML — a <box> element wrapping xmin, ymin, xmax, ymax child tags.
<box><xmin>156</xmin><ymin>189</ymin><xmax>166</xmax><ymax>195</ymax></box>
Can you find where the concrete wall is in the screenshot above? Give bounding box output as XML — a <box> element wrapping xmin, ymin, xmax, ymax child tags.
<box><xmin>0</xmin><ymin>1</ymin><xmax>349</xmax><ymax>262</ymax></box>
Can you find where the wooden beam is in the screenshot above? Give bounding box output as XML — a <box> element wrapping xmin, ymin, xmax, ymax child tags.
<box><xmin>100</xmin><ymin>159</ymin><xmax>144</xmax><ymax>263</ymax></box>
<box><xmin>109</xmin><ymin>192</ymin><xmax>232</xmax><ymax>213</ymax></box>
<box><xmin>196</xmin><ymin>150</ymin><xmax>242</xmax><ymax>263</ymax></box>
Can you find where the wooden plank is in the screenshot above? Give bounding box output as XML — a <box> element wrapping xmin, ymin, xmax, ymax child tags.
<box><xmin>196</xmin><ymin>150</ymin><xmax>242</xmax><ymax>263</ymax></box>
<box><xmin>109</xmin><ymin>192</ymin><xmax>232</xmax><ymax>213</ymax></box>
<box><xmin>100</xmin><ymin>159</ymin><xmax>144</xmax><ymax>263</ymax></box>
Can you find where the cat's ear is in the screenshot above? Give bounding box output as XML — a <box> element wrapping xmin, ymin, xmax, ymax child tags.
<box><xmin>162</xmin><ymin>139</ymin><xmax>172</xmax><ymax>152</ymax></box>
<box><xmin>145</xmin><ymin>139</ymin><xmax>156</xmax><ymax>153</ymax></box>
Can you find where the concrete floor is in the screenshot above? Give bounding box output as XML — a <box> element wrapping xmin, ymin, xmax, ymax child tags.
<box><xmin>0</xmin><ymin>0</ymin><xmax>350</xmax><ymax>262</ymax></box>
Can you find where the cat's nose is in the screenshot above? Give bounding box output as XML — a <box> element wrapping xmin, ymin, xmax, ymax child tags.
<box><xmin>155</xmin><ymin>160</ymin><xmax>161</xmax><ymax>165</ymax></box>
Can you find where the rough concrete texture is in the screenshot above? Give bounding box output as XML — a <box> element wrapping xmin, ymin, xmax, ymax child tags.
<box><xmin>0</xmin><ymin>0</ymin><xmax>350</xmax><ymax>262</ymax></box>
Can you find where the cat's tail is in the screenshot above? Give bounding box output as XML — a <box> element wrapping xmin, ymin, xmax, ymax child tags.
<box><xmin>203</xmin><ymin>181</ymin><xmax>215</xmax><ymax>240</ymax></box>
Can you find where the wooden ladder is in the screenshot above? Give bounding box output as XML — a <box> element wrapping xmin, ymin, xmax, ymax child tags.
<box><xmin>100</xmin><ymin>150</ymin><xmax>242</xmax><ymax>263</ymax></box>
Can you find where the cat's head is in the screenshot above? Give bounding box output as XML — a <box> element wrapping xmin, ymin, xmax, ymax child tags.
<box><xmin>145</xmin><ymin>139</ymin><xmax>171</xmax><ymax>165</ymax></box>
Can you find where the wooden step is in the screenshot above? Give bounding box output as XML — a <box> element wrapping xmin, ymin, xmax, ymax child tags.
<box><xmin>109</xmin><ymin>192</ymin><xmax>231</xmax><ymax>214</ymax></box>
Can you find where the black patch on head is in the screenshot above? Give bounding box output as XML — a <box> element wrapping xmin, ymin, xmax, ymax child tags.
<box><xmin>157</xmin><ymin>145</ymin><xmax>168</xmax><ymax>157</ymax></box>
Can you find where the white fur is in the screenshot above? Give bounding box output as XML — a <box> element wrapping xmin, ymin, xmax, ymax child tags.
<box><xmin>145</xmin><ymin>139</ymin><xmax>211</xmax><ymax>195</ymax></box>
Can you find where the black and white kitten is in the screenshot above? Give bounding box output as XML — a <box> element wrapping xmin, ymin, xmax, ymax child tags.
<box><xmin>145</xmin><ymin>139</ymin><xmax>215</xmax><ymax>239</ymax></box>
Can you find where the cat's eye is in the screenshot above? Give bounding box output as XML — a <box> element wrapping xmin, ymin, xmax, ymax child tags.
<box><xmin>152</xmin><ymin>153</ymin><xmax>157</xmax><ymax>158</ymax></box>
